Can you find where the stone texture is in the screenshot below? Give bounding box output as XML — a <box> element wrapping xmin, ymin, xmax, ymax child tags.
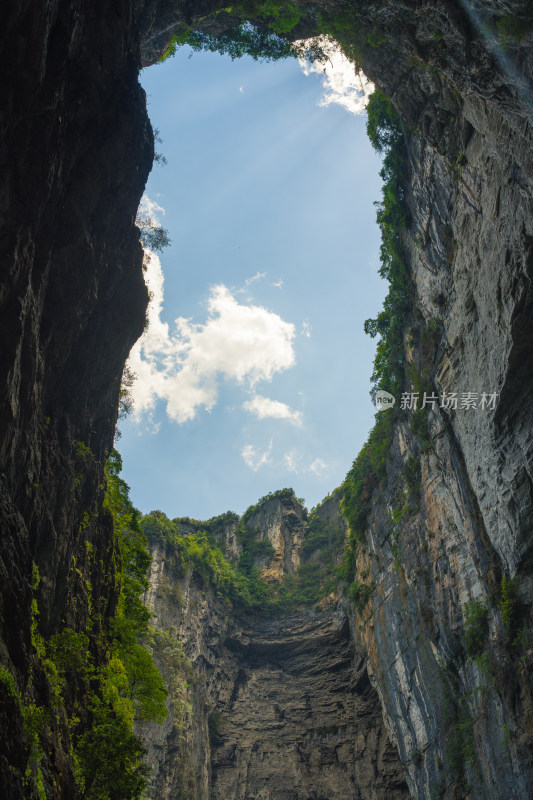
<box><xmin>246</xmin><ymin>493</ymin><xmax>306</xmax><ymax>579</ymax></box>
<box><xmin>0</xmin><ymin>1</ymin><xmax>155</xmax><ymax>795</ymax></box>
<box><xmin>140</xmin><ymin>501</ymin><xmax>409</xmax><ymax>800</ymax></box>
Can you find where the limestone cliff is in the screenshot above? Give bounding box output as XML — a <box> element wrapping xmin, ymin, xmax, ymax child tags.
<box><xmin>0</xmin><ymin>0</ymin><xmax>532</xmax><ymax>798</ymax></box>
<box><xmin>139</xmin><ymin>494</ymin><xmax>409</xmax><ymax>800</ymax></box>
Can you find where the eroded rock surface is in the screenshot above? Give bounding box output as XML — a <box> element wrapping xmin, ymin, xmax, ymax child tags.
<box><xmin>139</xmin><ymin>497</ymin><xmax>409</xmax><ymax>800</ymax></box>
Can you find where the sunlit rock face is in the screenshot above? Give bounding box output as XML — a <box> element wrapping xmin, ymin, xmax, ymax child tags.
<box><xmin>0</xmin><ymin>0</ymin><xmax>532</xmax><ymax>798</ymax></box>
<box><xmin>248</xmin><ymin>493</ymin><xmax>306</xmax><ymax>580</ymax></box>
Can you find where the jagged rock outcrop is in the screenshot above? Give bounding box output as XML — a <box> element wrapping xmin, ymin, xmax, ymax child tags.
<box><xmin>0</xmin><ymin>0</ymin><xmax>532</xmax><ymax>798</ymax></box>
<box><xmin>246</xmin><ymin>492</ymin><xmax>306</xmax><ymax>579</ymax></box>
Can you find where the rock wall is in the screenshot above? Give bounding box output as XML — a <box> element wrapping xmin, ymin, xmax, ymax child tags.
<box><xmin>139</xmin><ymin>495</ymin><xmax>409</xmax><ymax>800</ymax></box>
<box><xmin>1</xmin><ymin>2</ymin><xmax>152</xmax><ymax>797</ymax></box>
<box><xmin>342</xmin><ymin>6</ymin><xmax>533</xmax><ymax>797</ymax></box>
<box><xmin>246</xmin><ymin>492</ymin><xmax>306</xmax><ymax>578</ymax></box>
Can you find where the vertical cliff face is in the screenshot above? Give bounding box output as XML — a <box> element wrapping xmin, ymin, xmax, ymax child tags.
<box><xmin>0</xmin><ymin>2</ymin><xmax>157</xmax><ymax>797</ymax></box>
<box><xmin>338</xmin><ymin>5</ymin><xmax>533</xmax><ymax>797</ymax></box>
<box><xmin>139</xmin><ymin>494</ymin><xmax>409</xmax><ymax>800</ymax></box>
<box><xmin>350</xmin><ymin>95</ymin><xmax>533</xmax><ymax>795</ymax></box>
<box><xmin>246</xmin><ymin>492</ymin><xmax>306</xmax><ymax>578</ymax></box>
<box><xmin>0</xmin><ymin>0</ymin><xmax>532</xmax><ymax>798</ymax></box>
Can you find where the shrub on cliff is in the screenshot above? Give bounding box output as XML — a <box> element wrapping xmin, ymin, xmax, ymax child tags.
<box><xmin>339</xmin><ymin>87</ymin><xmax>410</xmax><ymax>592</ymax></box>
<box><xmin>363</xmin><ymin>87</ymin><xmax>410</xmax><ymax>401</ymax></box>
<box><xmin>71</xmin><ymin>451</ymin><xmax>168</xmax><ymax>799</ymax></box>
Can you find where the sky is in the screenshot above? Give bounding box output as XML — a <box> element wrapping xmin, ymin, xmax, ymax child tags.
<box><xmin>118</xmin><ymin>39</ymin><xmax>385</xmax><ymax>520</ymax></box>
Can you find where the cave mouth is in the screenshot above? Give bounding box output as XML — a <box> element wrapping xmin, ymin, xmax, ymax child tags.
<box><xmin>120</xmin><ymin>41</ymin><xmax>386</xmax><ymax>523</ymax></box>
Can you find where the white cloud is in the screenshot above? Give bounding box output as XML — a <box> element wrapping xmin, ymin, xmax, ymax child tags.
<box><xmin>272</xmin><ymin>279</ymin><xmax>283</xmax><ymax>289</ymax></box>
<box><xmin>301</xmin><ymin>321</ymin><xmax>312</xmax><ymax>338</ymax></box>
<box><xmin>243</xmin><ymin>395</ymin><xmax>302</xmax><ymax>426</ymax></box>
<box><xmin>298</xmin><ymin>37</ymin><xmax>374</xmax><ymax>115</ymax></box>
<box><xmin>283</xmin><ymin>450</ymin><xmax>300</xmax><ymax>473</ymax></box>
<box><xmin>138</xmin><ymin>194</ymin><xmax>165</xmax><ymax>227</ymax></box>
<box><xmin>128</xmin><ymin>254</ymin><xmax>297</xmax><ymax>424</ymax></box>
<box><xmin>242</xmin><ymin>441</ymin><xmax>273</xmax><ymax>471</ymax></box>
<box><xmin>237</xmin><ymin>271</ymin><xmax>267</xmax><ymax>294</ymax></box>
<box><xmin>309</xmin><ymin>458</ymin><xmax>327</xmax><ymax>476</ymax></box>
<box><xmin>245</xmin><ymin>271</ymin><xmax>266</xmax><ymax>286</ymax></box>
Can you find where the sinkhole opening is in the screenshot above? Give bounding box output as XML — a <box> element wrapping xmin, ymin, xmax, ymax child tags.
<box><xmin>119</xmin><ymin>39</ymin><xmax>390</xmax><ymax>524</ymax></box>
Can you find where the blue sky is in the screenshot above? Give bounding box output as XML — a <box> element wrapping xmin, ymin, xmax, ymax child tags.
<box><xmin>119</xmin><ymin>43</ymin><xmax>385</xmax><ymax>520</ymax></box>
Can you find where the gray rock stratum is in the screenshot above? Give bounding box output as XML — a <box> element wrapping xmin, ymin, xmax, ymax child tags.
<box><xmin>139</xmin><ymin>496</ymin><xmax>409</xmax><ymax>800</ymax></box>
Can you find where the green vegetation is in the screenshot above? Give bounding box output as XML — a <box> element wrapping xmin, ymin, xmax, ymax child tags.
<box><xmin>499</xmin><ymin>575</ymin><xmax>520</xmax><ymax>629</ymax></box>
<box><xmin>160</xmin><ymin>0</ymin><xmax>308</xmax><ymax>64</ymax></box>
<box><xmin>0</xmin><ymin>664</ymin><xmax>20</xmax><ymax>704</ymax></box>
<box><xmin>274</xmin><ymin>560</ymin><xmax>337</xmax><ymax>608</ymax></box>
<box><xmin>338</xmin><ymin>88</ymin><xmax>410</xmax><ymax>583</ymax></box>
<box><xmin>430</xmin><ymin>777</ymin><xmax>446</xmax><ymax>800</ymax></box>
<box><xmin>301</xmin><ymin>499</ymin><xmax>344</xmax><ymax>560</ymax></box>
<box><xmin>158</xmin><ymin>0</ymin><xmax>394</xmax><ymax>68</ymax></box>
<box><xmin>342</xmin><ymin>412</ymin><xmax>395</xmax><ymax>546</ymax></box>
<box><xmin>144</xmin><ymin>628</ymin><xmax>192</xmax><ymax>723</ymax></box>
<box><xmin>118</xmin><ymin>364</ymin><xmax>136</xmax><ymax>423</ymax></box>
<box><xmin>499</xmin><ymin>575</ymin><xmax>527</xmax><ymax>649</ymax></box>
<box><xmin>339</xmin><ymin>410</ymin><xmax>394</xmax><ymax>590</ymax></box>
<box><xmin>335</xmin><ymin>87</ymin><xmax>419</xmax><ymax>610</ymax></box>
<box><xmin>73</xmin><ymin>451</ymin><xmax>168</xmax><ymax>798</ymax></box>
<box><xmin>0</xmin><ymin>663</ymin><xmax>48</xmax><ymax>799</ymax></box>
<box><xmin>153</xmin><ymin>128</ymin><xmax>168</xmax><ymax>166</ymax></box>
<box><xmin>67</xmin><ymin>452</ymin><xmax>168</xmax><ymax>798</ymax></box>
<box><xmin>496</xmin><ymin>14</ymin><xmax>533</xmax><ymax>43</ymax></box>
<box><xmin>364</xmin><ymin>88</ymin><xmax>411</xmax><ymax>401</ymax></box>
<box><xmin>241</xmin><ymin>487</ymin><xmax>302</xmax><ymax>525</ymax></box>
<box><xmin>409</xmin><ymin>407</ymin><xmax>430</xmax><ymax>448</ymax></box>
<box><xmin>208</xmin><ymin>711</ymin><xmax>226</xmax><ymax>746</ymax></box>
<box><xmin>162</xmin><ymin>23</ymin><xmax>299</xmax><ymax>63</ymax></box>
<box><xmin>138</xmin><ymin>223</ymin><xmax>171</xmax><ymax>252</ymax></box>
<box><xmin>463</xmin><ymin>600</ymin><xmax>489</xmax><ymax>658</ymax></box>
<box><xmin>237</xmin><ymin>525</ymin><xmax>276</xmax><ymax>575</ymax></box>
<box><xmin>22</xmin><ymin>451</ymin><xmax>170</xmax><ymax>800</ymax></box>
<box><xmin>143</xmin><ymin>507</ymin><xmax>280</xmax><ymax>610</ymax></box>
<box><xmin>405</xmin><ymin>455</ymin><xmax>421</xmax><ymax>508</ymax></box>
<box><xmin>347</xmin><ymin>579</ymin><xmax>374</xmax><ymax>612</ymax></box>
<box><xmin>136</xmin><ymin>208</ymin><xmax>171</xmax><ymax>252</ymax></box>
<box><xmin>142</xmin><ymin>488</ymin><xmax>347</xmax><ymax>613</ymax></box>
<box><xmin>441</xmin><ymin>662</ymin><xmax>477</xmax><ymax>778</ymax></box>
<box><xmin>142</xmin><ymin>509</ymin><xmax>268</xmax><ymax>608</ymax></box>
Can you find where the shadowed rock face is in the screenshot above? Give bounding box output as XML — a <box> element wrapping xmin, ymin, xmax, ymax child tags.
<box><xmin>1</xmin><ymin>0</ymin><xmax>533</xmax><ymax>797</ymax></box>
<box><xmin>1</xmin><ymin>2</ymin><xmax>152</xmax><ymax>797</ymax></box>
<box><xmin>211</xmin><ymin>611</ymin><xmax>408</xmax><ymax>800</ymax></box>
